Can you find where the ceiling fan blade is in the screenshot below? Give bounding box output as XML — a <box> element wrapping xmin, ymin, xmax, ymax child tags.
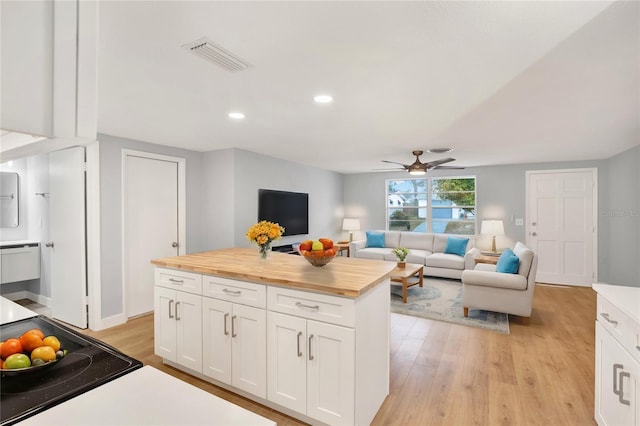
<box><xmin>381</xmin><ymin>160</ymin><xmax>409</xmax><ymax>167</ymax></box>
<box><xmin>425</xmin><ymin>157</ymin><xmax>455</xmax><ymax>168</ymax></box>
<box><xmin>373</xmin><ymin>167</ymin><xmax>406</xmax><ymax>171</ymax></box>
<box><xmin>432</xmin><ymin>165</ymin><xmax>465</xmax><ymax>170</ymax></box>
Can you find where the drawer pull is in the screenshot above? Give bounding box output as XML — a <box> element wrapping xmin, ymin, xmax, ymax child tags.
<box><xmin>308</xmin><ymin>334</ymin><xmax>314</xmax><ymax>361</ymax></box>
<box><xmin>636</xmin><ymin>346</ymin><xmax>640</xmax><ymax>352</ymax></box>
<box><xmin>600</xmin><ymin>313</ymin><xmax>618</xmax><ymax>325</ymax></box>
<box><xmin>223</xmin><ymin>288</ymin><xmax>242</xmax><ymax>296</ymax></box>
<box><xmin>297</xmin><ymin>331</ymin><xmax>303</xmax><ymax>357</ymax></box>
<box><xmin>168</xmin><ymin>278</ymin><xmax>184</xmax><ymax>284</ymax></box>
<box><xmin>296</xmin><ymin>301</ymin><xmax>320</xmax><ymax>312</ymax></box>
<box><xmin>224</xmin><ymin>313</ymin><xmax>229</xmax><ymax>336</ymax></box>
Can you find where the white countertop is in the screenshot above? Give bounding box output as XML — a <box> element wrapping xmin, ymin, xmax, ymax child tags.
<box><xmin>18</xmin><ymin>366</ymin><xmax>276</xmax><ymax>426</ymax></box>
<box><xmin>1</xmin><ymin>296</ymin><xmax>38</xmax><ymax>324</ymax></box>
<box><xmin>592</xmin><ymin>283</ymin><xmax>640</xmax><ymax>324</ymax></box>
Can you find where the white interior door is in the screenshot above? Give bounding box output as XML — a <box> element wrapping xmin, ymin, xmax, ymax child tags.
<box><xmin>49</xmin><ymin>146</ymin><xmax>87</xmax><ymax>328</ymax></box>
<box><xmin>123</xmin><ymin>152</ymin><xmax>182</xmax><ymax>318</ymax></box>
<box><xmin>526</xmin><ymin>169</ymin><xmax>597</xmax><ymax>286</ymax></box>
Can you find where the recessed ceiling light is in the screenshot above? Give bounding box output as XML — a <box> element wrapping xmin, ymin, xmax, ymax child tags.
<box><xmin>228</xmin><ymin>112</ymin><xmax>245</xmax><ymax>119</ymax></box>
<box><xmin>313</xmin><ymin>95</ymin><xmax>333</xmax><ymax>104</ymax></box>
<box><xmin>427</xmin><ymin>147</ymin><xmax>453</xmax><ymax>154</ymax></box>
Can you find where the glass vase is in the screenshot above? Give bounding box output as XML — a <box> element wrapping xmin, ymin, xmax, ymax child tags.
<box><xmin>259</xmin><ymin>243</ymin><xmax>271</xmax><ymax>260</ymax></box>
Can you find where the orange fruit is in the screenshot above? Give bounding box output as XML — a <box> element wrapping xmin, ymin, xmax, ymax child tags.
<box><xmin>22</xmin><ymin>328</ymin><xmax>44</xmax><ymax>339</ymax></box>
<box><xmin>319</xmin><ymin>238</ymin><xmax>334</xmax><ymax>250</ymax></box>
<box><xmin>20</xmin><ymin>331</ymin><xmax>44</xmax><ymax>352</ymax></box>
<box><xmin>30</xmin><ymin>345</ymin><xmax>56</xmax><ymax>362</ymax></box>
<box><xmin>1</xmin><ymin>338</ymin><xmax>23</xmax><ymax>359</ymax></box>
<box><xmin>42</xmin><ymin>336</ymin><xmax>61</xmax><ymax>352</ymax></box>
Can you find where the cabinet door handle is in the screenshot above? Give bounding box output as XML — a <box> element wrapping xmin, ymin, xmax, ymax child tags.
<box><xmin>168</xmin><ymin>278</ymin><xmax>184</xmax><ymax>284</ymax></box>
<box><xmin>231</xmin><ymin>315</ymin><xmax>237</xmax><ymax>337</ymax></box>
<box><xmin>297</xmin><ymin>331</ymin><xmax>303</xmax><ymax>357</ymax></box>
<box><xmin>618</xmin><ymin>371</ymin><xmax>631</xmax><ymax>406</ymax></box>
<box><xmin>296</xmin><ymin>301</ymin><xmax>320</xmax><ymax>312</ymax></box>
<box><xmin>613</xmin><ymin>364</ymin><xmax>623</xmax><ymax>397</ymax></box>
<box><xmin>223</xmin><ymin>313</ymin><xmax>229</xmax><ymax>336</ymax></box>
<box><xmin>175</xmin><ymin>301</ymin><xmax>181</xmax><ymax>320</ymax></box>
<box><xmin>223</xmin><ymin>288</ymin><xmax>242</xmax><ymax>296</ymax></box>
<box><xmin>308</xmin><ymin>334</ymin><xmax>314</xmax><ymax>361</ymax></box>
<box><xmin>600</xmin><ymin>313</ymin><xmax>618</xmax><ymax>325</ymax></box>
<box><xmin>168</xmin><ymin>300</ymin><xmax>174</xmax><ymax>319</ymax></box>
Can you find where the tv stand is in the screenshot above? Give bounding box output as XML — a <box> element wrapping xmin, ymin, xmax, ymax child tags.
<box><xmin>272</xmin><ymin>244</ymin><xmax>300</xmax><ymax>255</ymax></box>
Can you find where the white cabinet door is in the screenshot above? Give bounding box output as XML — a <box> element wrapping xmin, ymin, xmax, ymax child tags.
<box><xmin>154</xmin><ymin>286</ymin><xmax>177</xmax><ymax>362</ymax></box>
<box><xmin>203</xmin><ymin>297</ymin><xmax>232</xmax><ymax>383</ymax></box>
<box><xmin>232</xmin><ymin>303</ymin><xmax>267</xmax><ymax>399</ymax></box>
<box><xmin>596</xmin><ymin>322</ymin><xmax>638</xmax><ymax>426</ymax></box>
<box><xmin>307</xmin><ymin>320</ymin><xmax>355</xmax><ymax>425</ymax></box>
<box><xmin>175</xmin><ymin>292</ymin><xmax>202</xmax><ymax>372</ymax></box>
<box><xmin>267</xmin><ymin>311</ymin><xmax>307</xmax><ymax>414</ymax></box>
<box><xmin>154</xmin><ymin>286</ymin><xmax>202</xmax><ymax>372</ymax></box>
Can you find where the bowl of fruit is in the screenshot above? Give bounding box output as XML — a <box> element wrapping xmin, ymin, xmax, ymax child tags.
<box><xmin>0</xmin><ymin>328</ymin><xmax>67</xmax><ymax>376</ymax></box>
<box><xmin>298</xmin><ymin>238</ymin><xmax>338</xmax><ymax>267</ymax></box>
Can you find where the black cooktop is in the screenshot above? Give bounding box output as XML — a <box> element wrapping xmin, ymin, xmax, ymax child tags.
<box><xmin>0</xmin><ymin>316</ymin><xmax>142</xmax><ymax>425</ymax></box>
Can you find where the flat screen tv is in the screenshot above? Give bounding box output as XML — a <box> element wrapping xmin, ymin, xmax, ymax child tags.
<box><xmin>258</xmin><ymin>189</ymin><xmax>309</xmax><ymax>236</ymax></box>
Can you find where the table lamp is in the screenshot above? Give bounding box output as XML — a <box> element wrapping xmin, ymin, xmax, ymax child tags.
<box><xmin>481</xmin><ymin>220</ymin><xmax>505</xmax><ymax>253</ymax></box>
<box><xmin>342</xmin><ymin>218</ymin><xmax>361</xmax><ymax>242</ymax></box>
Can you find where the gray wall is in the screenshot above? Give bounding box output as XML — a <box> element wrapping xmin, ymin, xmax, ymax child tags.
<box><xmin>603</xmin><ymin>145</ymin><xmax>640</xmax><ymax>286</ymax></box>
<box><xmin>344</xmin><ymin>148</ymin><xmax>640</xmax><ymax>287</ymax></box>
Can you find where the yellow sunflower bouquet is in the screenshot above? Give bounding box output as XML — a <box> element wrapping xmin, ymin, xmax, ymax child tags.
<box><xmin>246</xmin><ymin>220</ymin><xmax>285</xmax><ymax>259</ymax></box>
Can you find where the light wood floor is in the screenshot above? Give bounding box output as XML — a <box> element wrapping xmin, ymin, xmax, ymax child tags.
<box><xmin>82</xmin><ymin>284</ymin><xmax>597</xmax><ymax>426</ymax></box>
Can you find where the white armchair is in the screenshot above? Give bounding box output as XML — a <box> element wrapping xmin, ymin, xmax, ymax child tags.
<box><xmin>461</xmin><ymin>242</ymin><xmax>538</xmax><ymax>320</ymax></box>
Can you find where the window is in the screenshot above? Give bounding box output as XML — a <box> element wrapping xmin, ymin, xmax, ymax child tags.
<box><xmin>386</xmin><ymin>176</ymin><xmax>476</xmax><ymax>235</ymax></box>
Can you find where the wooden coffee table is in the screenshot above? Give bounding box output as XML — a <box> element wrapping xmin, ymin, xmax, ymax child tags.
<box><xmin>390</xmin><ymin>263</ymin><xmax>424</xmax><ymax>303</ymax></box>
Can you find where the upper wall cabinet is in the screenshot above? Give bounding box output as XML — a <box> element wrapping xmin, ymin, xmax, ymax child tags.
<box><xmin>1</xmin><ymin>1</ymin><xmax>54</xmax><ymax>137</ymax></box>
<box><xmin>0</xmin><ymin>0</ymin><xmax>97</xmax><ymax>145</ymax></box>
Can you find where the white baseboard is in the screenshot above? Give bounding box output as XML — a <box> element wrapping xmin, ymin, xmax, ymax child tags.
<box><xmin>1</xmin><ymin>291</ymin><xmax>51</xmax><ymax>307</ymax></box>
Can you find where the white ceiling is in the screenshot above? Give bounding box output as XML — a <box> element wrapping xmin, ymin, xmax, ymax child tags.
<box><xmin>96</xmin><ymin>1</ymin><xmax>639</xmax><ymax>174</ymax></box>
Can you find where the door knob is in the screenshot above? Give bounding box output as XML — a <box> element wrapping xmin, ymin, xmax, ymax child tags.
<box><xmin>171</xmin><ymin>242</ymin><xmax>179</xmax><ymax>248</ymax></box>
<box><xmin>45</xmin><ymin>242</ymin><xmax>54</xmax><ymax>248</ymax></box>
<box><xmin>531</xmin><ymin>232</ymin><xmax>537</xmax><ymax>236</ymax></box>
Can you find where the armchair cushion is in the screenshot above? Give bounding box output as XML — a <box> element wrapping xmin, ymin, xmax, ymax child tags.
<box><xmin>462</xmin><ymin>270</ymin><xmax>528</xmax><ymax>290</ymax></box>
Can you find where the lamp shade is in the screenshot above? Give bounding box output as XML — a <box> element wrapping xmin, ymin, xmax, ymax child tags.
<box><xmin>342</xmin><ymin>218</ymin><xmax>361</xmax><ymax>231</ymax></box>
<box><xmin>481</xmin><ymin>220</ymin><xmax>505</xmax><ymax>236</ymax></box>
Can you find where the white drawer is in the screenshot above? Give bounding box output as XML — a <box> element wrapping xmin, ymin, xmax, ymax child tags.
<box><xmin>203</xmin><ymin>275</ymin><xmax>266</xmax><ymax>309</ymax></box>
<box><xmin>267</xmin><ymin>286</ymin><xmax>355</xmax><ymax>327</ymax></box>
<box><xmin>598</xmin><ymin>295</ymin><xmax>640</xmax><ymax>362</ymax></box>
<box><xmin>155</xmin><ymin>268</ymin><xmax>202</xmax><ymax>295</ymax></box>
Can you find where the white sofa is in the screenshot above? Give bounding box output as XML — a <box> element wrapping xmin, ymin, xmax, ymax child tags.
<box><xmin>349</xmin><ymin>230</ymin><xmax>478</xmax><ymax>279</ymax></box>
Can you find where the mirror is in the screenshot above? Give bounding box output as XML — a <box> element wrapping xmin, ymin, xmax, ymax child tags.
<box><xmin>0</xmin><ymin>171</ymin><xmax>19</xmax><ymax>227</ymax></box>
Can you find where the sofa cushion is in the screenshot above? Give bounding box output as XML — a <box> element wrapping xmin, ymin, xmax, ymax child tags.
<box><xmin>433</xmin><ymin>234</ymin><xmax>449</xmax><ymax>253</ymax></box>
<box><xmin>405</xmin><ymin>249</ymin><xmax>432</xmax><ymax>265</ymax></box>
<box><xmin>399</xmin><ymin>232</ymin><xmax>434</xmax><ymax>251</ymax></box>
<box><xmin>513</xmin><ymin>242</ymin><xmax>534</xmax><ymax>277</ymax></box>
<box><xmin>355</xmin><ymin>248</ymin><xmax>389</xmax><ymax>261</ymax></box>
<box><xmin>496</xmin><ymin>249</ymin><xmax>520</xmax><ymax>274</ymax></box>
<box><xmin>384</xmin><ymin>231</ymin><xmax>401</xmax><ymax>248</ymax></box>
<box><xmin>425</xmin><ymin>253</ymin><xmax>465</xmax><ymax>270</ymax></box>
<box><xmin>444</xmin><ymin>237</ymin><xmax>469</xmax><ymax>257</ymax></box>
<box><xmin>365</xmin><ymin>231</ymin><xmax>385</xmax><ymax>248</ymax></box>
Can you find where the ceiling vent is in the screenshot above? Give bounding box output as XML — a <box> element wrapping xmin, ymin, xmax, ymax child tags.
<box><xmin>182</xmin><ymin>37</ymin><xmax>250</xmax><ymax>72</ymax></box>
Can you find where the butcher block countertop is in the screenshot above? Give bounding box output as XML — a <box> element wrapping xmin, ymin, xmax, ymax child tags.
<box><xmin>151</xmin><ymin>247</ymin><xmax>396</xmax><ymax>298</ymax></box>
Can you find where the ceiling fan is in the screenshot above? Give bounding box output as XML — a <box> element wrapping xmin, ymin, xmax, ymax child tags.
<box><xmin>379</xmin><ymin>150</ymin><xmax>464</xmax><ymax>175</ymax></box>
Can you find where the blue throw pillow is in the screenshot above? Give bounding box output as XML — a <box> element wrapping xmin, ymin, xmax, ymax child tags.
<box><xmin>444</xmin><ymin>237</ymin><xmax>469</xmax><ymax>257</ymax></box>
<box><xmin>496</xmin><ymin>249</ymin><xmax>520</xmax><ymax>274</ymax></box>
<box><xmin>365</xmin><ymin>231</ymin><xmax>385</xmax><ymax>248</ymax></box>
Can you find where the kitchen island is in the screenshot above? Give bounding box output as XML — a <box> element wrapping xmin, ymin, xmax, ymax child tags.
<box><xmin>151</xmin><ymin>247</ymin><xmax>396</xmax><ymax>425</ymax></box>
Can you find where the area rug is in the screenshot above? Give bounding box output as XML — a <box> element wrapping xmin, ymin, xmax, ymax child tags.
<box><xmin>390</xmin><ymin>278</ymin><xmax>510</xmax><ymax>334</ymax></box>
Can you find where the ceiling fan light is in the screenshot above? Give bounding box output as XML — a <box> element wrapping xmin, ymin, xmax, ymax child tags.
<box><xmin>408</xmin><ymin>169</ymin><xmax>426</xmax><ymax>176</ymax></box>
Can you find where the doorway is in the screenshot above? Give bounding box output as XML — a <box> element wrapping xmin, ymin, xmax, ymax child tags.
<box><xmin>526</xmin><ymin>168</ymin><xmax>597</xmax><ymax>286</ymax></box>
<box><xmin>122</xmin><ymin>150</ymin><xmax>185</xmax><ymax>318</ymax></box>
